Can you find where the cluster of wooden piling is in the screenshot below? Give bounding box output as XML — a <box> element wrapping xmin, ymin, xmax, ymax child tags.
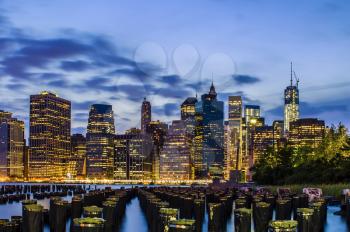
<box><xmin>4</xmin><ymin>186</ymin><xmax>135</xmax><ymax>232</ymax></box>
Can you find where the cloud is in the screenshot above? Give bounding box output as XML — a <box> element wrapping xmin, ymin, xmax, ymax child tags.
<box><xmin>153</xmin><ymin>103</ymin><xmax>179</xmax><ymax>117</ymax></box>
<box><xmin>233</xmin><ymin>74</ymin><xmax>260</xmax><ymax>85</ymax></box>
<box><xmin>159</xmin><ymin>75</ymin><xmax>182</xmax><ymax>86</ymax></box>
<box><xmin>60</xmin><ymin>60</ymin><xmax>91</xmax><ymax>71</ymax></box>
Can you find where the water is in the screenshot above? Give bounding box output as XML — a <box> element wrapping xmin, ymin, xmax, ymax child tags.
<box><xmin>0</xmin><ymin>183</ymin><xmax>348</xmax><ymax>231</ymax></box>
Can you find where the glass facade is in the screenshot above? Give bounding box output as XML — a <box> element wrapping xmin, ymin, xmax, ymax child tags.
<box><xmin>69</xmin><ymin>134</ymin><xmax>87</xmax><ymax>178</ymax></box>
<box><xmin>289</xmin><ymin>118</ymin><xmax>325</xmax><ymax>149</ymax></box>
<box><xmin>141</xmin><ymin>98</ymin><xmax>151</xmax><ymax>134</ymax></box>
<box><xmin>29</xmin><ymin>91</ymin><xmax>71</xmax><ymax>179</ymax></box>
<box><xmin>86</xmin><ymin>104</ymin><xmax>115</xmax><ymax>179</ymax></box>
<box><xmin>160</xmin><ymin>120</ymin><xmax>191</xmax><ymax>180</ymax></box>
<box><xmin>195</xmin><ymin>83</ymin><xmax>224</xmax><ymax>178</ymax></box>
<box><xmin>0</xmin><ymin>111</ymin><xmax>24</xmax><ymax>179</ymax></box>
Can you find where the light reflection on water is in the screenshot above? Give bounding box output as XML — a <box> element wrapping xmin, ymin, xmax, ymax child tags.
<box><xmin>0</xmin><ymin>184</ymin><xmax>348</xmax><ymax>231</ymax></box>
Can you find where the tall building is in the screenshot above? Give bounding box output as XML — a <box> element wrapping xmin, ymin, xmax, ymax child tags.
<box><xmin>226</xmin><ymin>96</ymin><xmax>243</xmax><ymax>179</ymax></box>
<box><xmin>86</xmin><ymin>104</ymin><xmax>115</xmax><ymax>179</ymax></box>
<box><xmin>29</xmin><ymin>91</ymin><xmax>71</xmax><ymax>179</ymax></box>
<box><xmin>242</xmin><ymin>105</ymin><xmax>264</xmax><ymax>181</ymax></box>
<box><xmin>284</xmin><ymin>63</ymin><xmax>300</xmax><ymax>133</ymax></box>
<box><xmin>251</xmin><ymin>126</ymin><xmax>274</xmax><ymax>165</ymax></box>
<box><xmin>146</xmin><ymin>120</ymin><xmax>168</xmax><ymax>180</ymax></box>
<box><xmin>289</xmin><ymin>118</ymin><xmax>325</xmax><ymax>149</ymax></box>
<box><xmin>141</xmin><ymin>98</ymin><xmax>151</xmax><ymax>134</ymax></box>
<box><xmin>0</xmin><ymin>110</ymin><xmax>25</xmax><ymax>179</ymax></box>
<box><xmin>160</xmin><ymin>120</ymin><xmax>191</xmax><ymax>180</ymax></box>
<box><xmin>69</xmin><ymin>134</ymin><xmax>87</xmax><ymax>178</ymax></box>
<box><xmin>181</xmin><ymin>97</ymin><xmax>198</xmax><ymax>178</ymax></box>
<box><xmin>194</xmin><ymin>82</ymin><xmax>224</xmax><ymax>178</ymax></box>
<box><xmin>114</xmin><ymin>131</ymin><xmax>153</xmax><ymax>180</ymax></box>
<box><xmin>272</xmin><ymin>120</ymin><xmax>285</xmax><ymax>150</ymax></box>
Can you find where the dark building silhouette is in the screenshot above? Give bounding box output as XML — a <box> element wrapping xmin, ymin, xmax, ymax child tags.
<box><xmin>70</xmin><ymin>134</ymin><xmax>87</xmax><ymax>178</ymax></box>
<box><xmin>194</xmin><ymin>82</ymin><xmax>224</xmax><ymax>178</ymax></box>
<box><xmin>29</xmin><ymin>91</ymin><xmax>71</xmax><ymax>179</ymax></box>
<box><xmin>141</xmin><ymin>98</ymin><xmax>151</xmax><ymax>134</ymax></box>
<box><xmin>86</xmin><ymin>104</ymin><xmax>115</xmax><ymax>179</ymax></box>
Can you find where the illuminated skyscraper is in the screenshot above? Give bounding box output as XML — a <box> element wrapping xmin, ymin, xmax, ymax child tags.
<box><xmin>141</xmin><ymin>98</ymin><xmax>151</xmax><ymax>134</ymax></box>
<box><xmin>195</xmin><ymin>82</ymin><xmax>224</xmax><ymax>178</ymax></box>
<box><xmin>0</xmin><ymin>110</ymin><xmax>25</xmax><ymax>179</ymax></box>
<box><xmin>181</xmin><ymin>97</ymin><xmax>198</xmax><ymax>179</ymax></box>
<box><xmin>146</xmin><ymin>120</ymin><xmax>168</xmax><ymax>180</ymax></box>
<box><xmin>242</xmin><ymin>105</ymin><xmax>264</xmax><ymax>181</ymax></box>
<box><xmin>284</xmin><ymin>63</ymin><xmax>300</xmax><ymax>133</ymax></box>
<box><xmin>226</xmin><ymin>96</ymin><xmax>243</xmax><ymax>179</ymax></box>
<box><xmin>86</xmin><ymin>104</ymin><xmax>115</xmax><ymax>179</ymax></box>
<box><xmin>114</xmin><ymin>130</ymin><xmax>152</xmax><ymax>180</ymax></box>
<box><xmin>289</xmin><ymin>118</ymin><xmax>325</xmax><ymax>149</ymax></box>
<box><xmin>29</xmin><ymin>91</ymin><xmax>71</xmax><ymax>179</ymax></box>
<box><xmin>69</xmin><ymin>134</ymin><xmax>87</xmax><ymax>178</ymax></box>
<box><xmin>251</xmin><ymin>126</ymin><xmax>274</xmax><ymax>165</ymax></box>
<box><xmin>160</xmin><ymin>120</ymin><xmax>191</xmax><ymax>180</ymax></box>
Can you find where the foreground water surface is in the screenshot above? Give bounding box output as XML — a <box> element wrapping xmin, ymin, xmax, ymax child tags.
<box><xmin>0</xmin><ymin>183</ymin><xmax>347</xmax><ymax>231</ymax></box>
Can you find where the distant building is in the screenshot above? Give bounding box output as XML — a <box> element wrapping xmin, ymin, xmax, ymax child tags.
<box><xmin>181</xmin><ymin>97</ymin><xmax>198</xmax><ymax>179</ymax></box>
<box><xmin>86</xmin><ymin>104</ymin><xmax>115</xmax><ymax>179</ymax></box>
<box><xmin>289</xmin><ymin>118</ymin><xmax>325</xmax><ymax>149</ymax></box>
<box><xmin>251</xmin><ymin>126</ymin><xmax>274</xmax><ymax>165</ymax></box>
<box><xmin>114</xmin><ymin>131</ymin><xmax>153</xmax><ymax>180</ymax></box>
<box><xmin>284</xmin><ymin>63</ymin><xmax>300</xmax><ymax>133</ymax></box>
<box><xmin>0</xmin><ymin>110</ymin><xmax>25</xmax><ymax>179</ymax></box>
<box><xmin>160</xmin><ymin>120</ymin><xmax>191</xmax><ymax>180</ymax></box>
<box><xmin>69</xmin><ymin>134</ymin><xmax>87</xmax><ymax>179</ymax></box>
<box><xmin>194</xmin><ymin>82</ymin><xmax>224</xmax><ymax>178</ymax></box>
<box><xmin>146</xmin><ymin>120</ymin><xmax>168</xmax><ymax>180</ymax></box>
<box><xmin>225</xmin><ymin>96</ymin><xmax>243</xmax><ymax>179</ymax></box>
<box><xmin>141</xmin><ymin>98</ymin><xmax>151</xmax><ymax>134</ymax></box>
<box><xmin>272</xmin><ymin>120</ymin><xmax>285</xmax><ymax>150</ymax></box>
<box><xmin>29</xmin><ymin>91</ymin><xmax>71</xmax><ymax>179</ymax></box>
<box><xmin>242</xmin><ymin>105</ymin><xmax>265</xmax><ymax>181</ymax></box>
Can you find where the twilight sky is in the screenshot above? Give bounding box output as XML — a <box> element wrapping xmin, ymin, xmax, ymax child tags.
<box><xmin>0</xmin><ymin>0</ymin><xmax>349</xmax><ymax>136</ymax></box>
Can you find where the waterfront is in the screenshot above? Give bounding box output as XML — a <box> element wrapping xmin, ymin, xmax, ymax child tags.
<box><xmin>0</xmin><ymin>183</ymin><xmax>348</xmax><ymax>231</ymax></box>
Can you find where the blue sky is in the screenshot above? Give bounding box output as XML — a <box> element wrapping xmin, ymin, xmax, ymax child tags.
<box><xmin>0</xmin><ymin>0</ymin><xmax>349</xmax><ymax>135</ymax></box>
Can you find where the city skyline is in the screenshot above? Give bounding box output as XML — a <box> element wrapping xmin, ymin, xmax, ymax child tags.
<box><xmin>0</xmin><ymin>0</ymin><xmax>349</xmax><ymax>136</ymax></box>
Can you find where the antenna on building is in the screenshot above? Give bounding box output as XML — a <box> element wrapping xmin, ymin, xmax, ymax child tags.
<box><xmin>293</xmin><ymin>71</ymin><xmax>300</xmax><ymax>88</ymax></box>
<box><xmin>290</xmin><ymin>62</ymin><xmax>293</xmax><ymax>86</ymax></box>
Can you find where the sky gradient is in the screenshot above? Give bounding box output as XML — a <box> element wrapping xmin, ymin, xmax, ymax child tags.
<box><xmin>0</xmin><ymin>0</ymin><xmax>349</xmax><ymax>136</ymax></box>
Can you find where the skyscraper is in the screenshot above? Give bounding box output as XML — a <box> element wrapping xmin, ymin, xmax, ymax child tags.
<box><xmin>114</xmin><ymin>130</ymin><xmax>152</xmax><ymax>180</ymax></box>
<box><xmin>0</xmin><ymin>110</ymin><xmax>25</xmax><ymax>179</ymax></box>
<box><xmin>289</xmin><ymin>118</ymin><xmax>325</xmax><ymax>149</ymax></box>
<box><xmin>226</xmin><ymin>96</ymin><xmax>243</xmax><ymax>179</ymax></box>
<box><xmin>160</xmin><ymin>120</ymin><xmax>191</xmax><ymax>180</ymax></box>
<box><xmin>141</xmin><ymin>98</ymin><xmax>151</xmax><ymax>134</ymax></box>
<box><xmin>195</xmin><ymin>82</ymin><xmax>224</xmax><ymax>178</ymax></box>
<box><xmin>29</xmin><ymin>91</ymin><xmax>71</xmax><ymax>179</ymax></box>
<box><xmin>146</xmin><ymin>120</ymin><xmax>168</xmax><ymax>180</ymax></box>
<box><xmin>284</xmin><ymin>63</ymin><xmax>300</xmax><ymax>133</ymax></box>
<box><xmin>181</xmin><ymin>97</ymin><xmax>198</xmax><ymax>178</ymax></box>
<box><xmin>69</xmin><ymin>134</ymin><xmax>87</xmax><ymax>178</ymax></box>
<box><xmin>86</xmin><ymin>104</ymin><xmax>115</xmax><ymax>179</ymax></box>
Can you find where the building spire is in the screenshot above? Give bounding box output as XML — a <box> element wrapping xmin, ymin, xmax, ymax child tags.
<box><xmin>290</xmin><ymin>62</ymin><xmax>293</xmax><ymax>86</ymax></box>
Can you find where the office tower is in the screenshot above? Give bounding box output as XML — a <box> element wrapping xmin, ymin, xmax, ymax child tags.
<box><xmin>226</xmin><ymin>96</ymin><xmax>243</xmax><ymax>179</ymax></box>
<box><xmin>272</xmin><ymin>120</ymin><xmax>285</xmax><ymax>150</ymax></box>
<box><xmin>289</xmin><ymin>118</ymin><xmax>325</xmax><ymax>149</ymax></box>
<box><xmin>251</xmin><ymin>126</ymin><xmax>274</xmax><ymax>165</ymax></box>
<box><xmin>141</xmin><ymin>98</ymin><xmax>151</xmax><ymax>133</ymax></box>
<box><xmin>160</xmin><ymin>120</ymin><xmax>191</xmax><ymax>180</ymax></box>
<box><xmin>242</xmin><ymin>105</ymin><xmax>264</xmax><ymax>181</ymax></box>
<box><xmin>29</xmin><ymin>91</ymin><xmax>71</xmax><ymax>179</ymax></box>
<box><xmin>194</xmin><ymin>82</ymin><xmax>224</xmax><ymax>178</ymax></box>
<box><xmin>245</xmin><ymin>105</ymin><xmax>261</xmax><ymax>125</ymax></box>
<box><xmin>284</xmin><ymin>63</ymin><xmax>300</xmax><ymax>133</ymax></box>
<box><xmin>0</xmin><ymin>110</ymin><xmax>25</xmax><ymax>179</ymax></box>
<box><xmin>70</xmin><ymin>134</ymin><xmax>87</xmax><ymax>178</ymax></box>
<box><xmin>181</xmin><ymin>97</ymin><xmax>198</xmax><ymax>179</ymax></box>
<box><xmin>86</xmin><ymin>104</ymin><xmax>115</xmax><ymax>179</ymax></box>
<box><xmin>114</xmin><ymin>131</ymin><xmax>152</xmax><ymax>180</ymax></box>
<box><xmin>146</xmin><ymin>120</ymin><xmax>168</xmax><ymax>180</ymax></box>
